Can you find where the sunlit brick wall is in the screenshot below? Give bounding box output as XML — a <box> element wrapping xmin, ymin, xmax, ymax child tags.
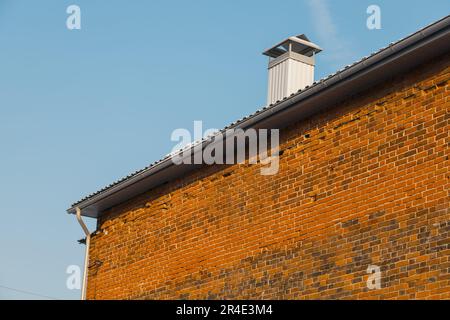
<box><xmin>86</xmin><ymin>53</ymin><xmax>449</xmax><ymax>300</ymax></box>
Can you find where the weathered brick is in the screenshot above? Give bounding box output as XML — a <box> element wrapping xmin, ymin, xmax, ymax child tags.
<box><xmin>86</xmin><ymin>53</ymin><xmax>450</xmax><ymax>300</ymax></box>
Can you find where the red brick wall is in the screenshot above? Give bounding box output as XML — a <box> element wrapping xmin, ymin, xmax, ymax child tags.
<box><xmin>87</xmin><ymin>53</ymin><xmax>450</xmax><ymax>300</ymax></box>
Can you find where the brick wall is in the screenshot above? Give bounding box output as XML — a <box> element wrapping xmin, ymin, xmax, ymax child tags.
<box><xmin>86</xmin><ymin>53</ymin><xmax>450</xmax><ymax>300</ymax></box>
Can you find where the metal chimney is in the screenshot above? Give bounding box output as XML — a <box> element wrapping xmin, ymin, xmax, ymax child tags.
<box><xmin>263</xmin><ymin>34</ymin><xmax>322</xmax><ymax>106</ymax></box>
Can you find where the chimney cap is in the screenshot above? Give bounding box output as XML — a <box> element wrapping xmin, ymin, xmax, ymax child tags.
<box><xmin>263</xmin><ymin>34</ymin><xmax>322</xmax><ymax>58</ymax></box>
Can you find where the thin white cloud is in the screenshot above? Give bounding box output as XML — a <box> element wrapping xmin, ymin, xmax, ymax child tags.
<box><xmin>306</xmin><ymin>0</ymin><xmax>358</xmax><ymax>69</ymax></box>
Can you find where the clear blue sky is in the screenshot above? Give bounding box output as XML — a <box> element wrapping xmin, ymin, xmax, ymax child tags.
<box><xmin>0</xmin><ymin>0</ymin><xmax>448</xmax><ymax>299</ymax></box>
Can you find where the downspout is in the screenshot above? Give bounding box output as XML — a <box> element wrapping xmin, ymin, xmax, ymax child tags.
<box><xmin>76</xmin><ymin>207</ymin><xmax>90</xmax><ymax>300</ymax></box>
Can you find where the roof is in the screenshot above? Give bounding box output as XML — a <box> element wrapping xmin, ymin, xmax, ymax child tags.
<box><xmin>68</xmin><ymin>15</ymin><xmax>450</xmax><ymax>218</ymax></box>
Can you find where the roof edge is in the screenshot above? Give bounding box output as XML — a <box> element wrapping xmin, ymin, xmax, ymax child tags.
<box><xmin>68</xmin><ymin>15</ymin><xmax>450</xmax><ymax>218</ymax></box>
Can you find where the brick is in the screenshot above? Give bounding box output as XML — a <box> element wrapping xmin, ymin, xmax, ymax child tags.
<box><xmin>86</xmin><ymin>53</ymin><xmax>450</xmax><ymax>300</ymax></box>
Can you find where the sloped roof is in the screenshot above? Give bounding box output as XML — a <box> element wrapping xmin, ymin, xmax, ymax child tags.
<box><xmin>68</xmin><ymin>15</ymin><xmax>450</xmax><ymax>218</ymax></box>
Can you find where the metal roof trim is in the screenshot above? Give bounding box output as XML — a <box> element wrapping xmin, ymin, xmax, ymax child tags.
<box><xmin>68</xmin><ymin>15</ymin><xmax>450</xmax><ymax>218</ymax></box>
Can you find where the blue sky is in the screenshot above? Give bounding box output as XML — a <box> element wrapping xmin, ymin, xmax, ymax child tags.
<box><xmin>0</xmin><ymin>0</ymin><xmax>448</xmax><ymax>299</ymax></box>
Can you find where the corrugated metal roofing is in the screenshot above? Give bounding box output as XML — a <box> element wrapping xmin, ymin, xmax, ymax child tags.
<box><xmin>68</xmin><ymin>15</ymin><xmax>450</xmax><ymax>216</ymax></box>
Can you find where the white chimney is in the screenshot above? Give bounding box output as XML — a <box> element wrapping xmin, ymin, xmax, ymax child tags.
<box><xmin>263</xmin><ymin>34</ymin><xmax>322</xmax><ymax>106</ymax></box>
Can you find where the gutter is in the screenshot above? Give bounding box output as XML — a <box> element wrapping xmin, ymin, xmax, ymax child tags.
<box><xmin>67</xmin><ymin>15</ymin><xmax>450</xmax><ymax>219</ymax></box>
<box><xmin>76</xmin><ymin>207</ymin><xmax>90</xmax><ymax>300</ymax></box>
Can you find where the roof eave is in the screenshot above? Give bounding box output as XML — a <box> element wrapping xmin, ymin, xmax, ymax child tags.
<box><xmin>68</xmin><ymin>15</ymin><xmax>450</xmax><ymax>218</ymax></box>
